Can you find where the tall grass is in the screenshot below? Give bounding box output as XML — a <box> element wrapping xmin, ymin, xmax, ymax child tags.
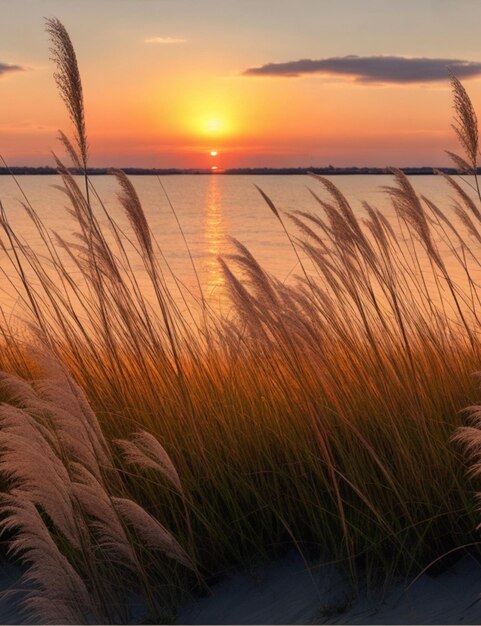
<box><xmin>1</xmin><ymin>16</ymin><xmax>481</xmax><ymax>623</ymax></box>
<box><xmin>0</xmin><ymin>357</ymin><xmax>196</xmax><ymax>623</ymax></box>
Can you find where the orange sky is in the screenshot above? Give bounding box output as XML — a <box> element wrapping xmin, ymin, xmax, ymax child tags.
<box><xmin>2</xmin><ymin>0</ymin><xmax>481</xmax><ymax>168</ymax></box>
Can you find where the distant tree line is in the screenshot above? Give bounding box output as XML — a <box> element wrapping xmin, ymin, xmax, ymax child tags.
<box><xmin>0</xmin><ymin>165</ymin><xmax>468</xmax><ymax>176</ymax></box>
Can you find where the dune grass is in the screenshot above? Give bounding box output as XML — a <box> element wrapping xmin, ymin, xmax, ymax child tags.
<box><xmin>0</xmin><ymin>362</ymin><xmax>197</xmax><ymax>624</ymax></box>
<box><xmin>1</xmin><ymin>16</ymin><xmax>481</xmax><ymax>624</ymax></box>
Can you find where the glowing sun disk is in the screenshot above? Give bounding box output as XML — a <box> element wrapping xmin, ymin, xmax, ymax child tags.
<box><xmin>206</xmin><ymin>119</ymin><xmax>222</xmax><ymax>133</ymax></box>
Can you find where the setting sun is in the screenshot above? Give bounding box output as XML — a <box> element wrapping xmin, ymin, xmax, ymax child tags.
<box><xmin>210</xmin><ymin>150</ymin><xmax>218</xmax><ymax>156</ymax></box>
<box><xmin>204</xmin><ymin>118</ymin><xmax>223</xmax><ymax>134</ymax></box>
<box><xmin>180</xmin><ymin>110</ymin><xmax>234</xmax><ymax>143</ymax></box>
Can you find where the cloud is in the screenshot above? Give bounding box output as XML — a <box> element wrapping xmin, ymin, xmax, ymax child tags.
<box><xmin>144</xmin><ymin>36</ymin><xmax>186</xmax><ymax>45</ymax></box>
<box><xmin>0</xmin><ymin>62</ymin><xmax>25</xmax><ymax>78</ymax></box>
<box><xmin>243</xmin><ymin>55</ymin><xmax>481</xmax><ymax>83</ymax></box>
<box><xmin>0</xmin><ymin>120</ymin><xmax>54</xmax><ymax>134</ymax></box>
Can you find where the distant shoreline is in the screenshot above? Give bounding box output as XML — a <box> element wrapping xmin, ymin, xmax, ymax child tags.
<box><xmin>0</xmin><ymin>166</ymin><xmax>470</xmax><ymax>176</ymax></box>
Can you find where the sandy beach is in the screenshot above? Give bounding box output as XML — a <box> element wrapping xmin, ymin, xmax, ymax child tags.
<box><xmin>178</xmin><ymin>552</ymin><xmax>481</xmax><ymax>625</ymax></box>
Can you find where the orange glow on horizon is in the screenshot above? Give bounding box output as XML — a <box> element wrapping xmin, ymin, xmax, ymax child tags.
<box><xmin>137</xmin><ymin>70</ymin><xmax>463</xmax><ymax>169</ymax></box>
<box><xmin>2</xmin><ymin>42</ymin><xmax>470</xmax><ymax>169</ymax></box>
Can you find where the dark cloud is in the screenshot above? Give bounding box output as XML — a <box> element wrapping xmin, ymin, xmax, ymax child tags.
<box><xmin>243</xmin><ymin>55</ymin><xmax>481</xmax><ymax>83</ymax></box>
<box><xmin>0</xmin><ymin>63</ymin><xmax>25</xmax><ymax>78</ymax></box>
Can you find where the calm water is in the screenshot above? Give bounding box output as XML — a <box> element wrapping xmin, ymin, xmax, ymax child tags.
<box><xmin>0</xmin><ymin>174</ymin><xmax>476</xmax><ymax>317</ymax></box>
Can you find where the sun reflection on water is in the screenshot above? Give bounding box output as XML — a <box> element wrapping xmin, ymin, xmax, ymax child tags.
<box><xmin>202</xmin><ymin>175</ymin><xmax>226</xmax><ymax>298</ymax></box>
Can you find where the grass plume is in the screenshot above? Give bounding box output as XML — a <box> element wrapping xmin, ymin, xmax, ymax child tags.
<box><xmin>45</xmin><ymin>18</ymin><xmax>88</xmax><ymax>172</ymax></box>
<box><xmin>0</xmin><ymin>364</ymin><xmax>195</xmax><ymax>624</ymax></box>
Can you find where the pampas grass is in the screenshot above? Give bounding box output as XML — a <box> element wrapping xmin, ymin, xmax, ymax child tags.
<box><xmin>0</xmin><ymin>363</ymin><xmax>195</xmax><ymax>624</ymax></box>
<box><xmin>46</xmin><ymin>18</ymin><xmax>88</xmax><ymax>173</ymax></box>
<box><xmin>450</xmin><ymin>72</ymin><xmax>479</xmax><ymax>172</ymax></box>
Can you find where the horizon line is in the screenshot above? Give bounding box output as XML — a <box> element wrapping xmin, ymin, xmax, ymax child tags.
<box><xmin>0</xmin><ymin>165</ymin><xmax>466</xmax><ymax>175</ymax></box>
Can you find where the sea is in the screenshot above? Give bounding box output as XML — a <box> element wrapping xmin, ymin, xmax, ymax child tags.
<box><xmin>0</xmin><ymin>174</ymin><xmax>477</xmax><ymax>319</ymax></box>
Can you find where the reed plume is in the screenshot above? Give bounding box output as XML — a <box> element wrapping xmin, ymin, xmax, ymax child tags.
<box><xmin>116</xmin><ymin>430</ymin><xmax>183</xmax><ymax>494</ymax></box>
<box><xmin>445</xmin><ymin>149</ymin><xmax>473</xmax><ymax>173</ymax></box>
<box><xmin>384</xmin><ymin>168</ymin><xmax>441</xmax><ymax>266</ymax></box>
<box><xmin>0</xmin><ymin>363</ymin><xmax>194</xmax><ymax>624</ymax></box>
<box><xmin>113</xmin><ymin>497</ymin><xmax>194</xmax><ymax>570</ymax></box>
<box><xmin>3</xmin><ymin>497</ymin><xmax>96</xmax><ymax>624</ymax></box>
<box><xmin>112</xmin><ymin>169</ymin><xmax>153</xmax><ymax>258</ymax></box>
<box><xmin>57</xmin><ymin>130</ymin><xmax>82</xmax><ymax>170</ymax></box>
<box><xmin>45</xmin><ymin>18</ymin><xmax>88</xmax><ymax>171</ymax></box>
<box><xmin>450</xmin><ymin>71</ymin><xmax>479</xmax><ymax>171</ymax></box>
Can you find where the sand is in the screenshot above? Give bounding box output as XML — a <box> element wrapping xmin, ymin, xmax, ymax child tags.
<box><xmin>177</xmin><ymin>551</ymin><xmax>481</xmax><ymax>625</ymax></box>
<box><xmin>1</xmin><ymin>551</ymin><xmax>480</xmax><ymax>624</ymax></box>
<box><xmin>0</xmin><ymin>564</ymin><xmax>28</xmax><ymax>625</ymax></box>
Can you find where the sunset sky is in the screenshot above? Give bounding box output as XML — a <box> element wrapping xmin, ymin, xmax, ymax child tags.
<box><xmin>2</xmin><ymin>0</ymin><xmax>481</xmax><ymax>168</ymax></box>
